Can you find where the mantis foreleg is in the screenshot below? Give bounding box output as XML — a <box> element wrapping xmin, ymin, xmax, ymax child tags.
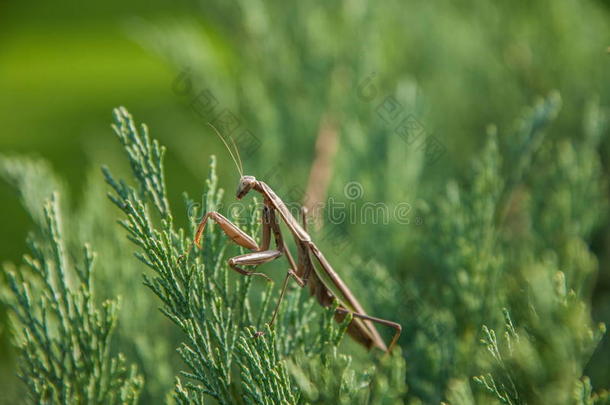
<box><xmin>193</xmin><ymin>210</ymin><xmax>278</xmax><ymax>281</ymax></box>
<box><xmin>195</xmin><ymin>211</ymin><xmax>259</xmax><ymax>250</ymax></box>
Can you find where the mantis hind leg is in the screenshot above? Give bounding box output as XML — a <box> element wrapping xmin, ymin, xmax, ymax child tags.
<box><xmin>335</xmin><ymin>307</ymin><xmax>402</xmax><ymax>353</ymax></box>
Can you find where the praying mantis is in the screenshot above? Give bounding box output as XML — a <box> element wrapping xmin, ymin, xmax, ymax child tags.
<box><xmin>190</xmin><ymin>126</ymin><xmax>402</xmax><ymax>353</ymax></box>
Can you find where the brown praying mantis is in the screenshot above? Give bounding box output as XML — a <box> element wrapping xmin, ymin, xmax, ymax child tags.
<box><xmin>188</xmin><ymin>126</ymin><xmax>402</xmax><ymax>353</ymax></box>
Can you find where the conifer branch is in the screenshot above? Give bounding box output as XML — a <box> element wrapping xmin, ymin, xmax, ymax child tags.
<box><xmin>1</xmin><ymin>193</ymin><xmax>142</xmax><ymax>404</ymax></box>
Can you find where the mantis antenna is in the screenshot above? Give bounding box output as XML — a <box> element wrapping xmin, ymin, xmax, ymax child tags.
<box><xmin>207</xmin><ymin>122</ymin><xmax>243</xmax><ymax>177</ymax></box>
<box><xmin>229</xmin><ymin>133</ymin><xmax>243</xmax><ymax>174</ymax></box>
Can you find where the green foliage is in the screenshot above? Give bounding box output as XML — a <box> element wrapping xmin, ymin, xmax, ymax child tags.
<box><xmin>475</xmin><ymin>304</ymin><xmax>604</xmax><ymax>405</ymax></box>
<box><xmin>0</xmin><ymin>154</ymin><xmax>174</xmax><ymax>403</ymax></box>
<box><xmin>412</xmin><ymin>94</ymin><xmax>608</xmax><ymax>405</ymax></box>
<box><xmin>1</xmin><ymin>194</ymin><xmax>142</xmax><ymax>403</ymax></box>
<box><xmin>1</xmin><ymin>89</ymin><xmax>608</xmax><ymax>404</ymax></box>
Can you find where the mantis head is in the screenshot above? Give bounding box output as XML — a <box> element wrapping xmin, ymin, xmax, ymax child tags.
<box><xmin>237</xmin><ymin>176</ymin><xmax>257</xmax><ymax>199</ymax></box>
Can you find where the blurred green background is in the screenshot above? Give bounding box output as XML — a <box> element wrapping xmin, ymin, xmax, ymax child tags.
<box><xmin>1</xmin><ymin>0</ymin><xmax>610</xmax><ymax>403</ymax></box>
<box><xmin>1</xmin><ymin>0</ymin><xmax>184</xmax><ymax>262</ymax></box>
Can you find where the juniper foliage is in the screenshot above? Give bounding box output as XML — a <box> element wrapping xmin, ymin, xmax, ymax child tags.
<box><xmin>1</xmin><ymin>94</ymin><xmax>608</xmax><ymax>405</ymax></box>
<box><xmin>0</xmin><ymin>193</ymin><xmax>142</xmax><ymax>403</ymax></box>
<box><xmin>1</xmin><ymin>93</ymin><xmax>608</xmax><ymax>404</ymax></box>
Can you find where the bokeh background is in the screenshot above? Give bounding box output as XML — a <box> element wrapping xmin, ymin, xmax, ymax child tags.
<box><xmin>1</xmin><ymin>0</ymin><xmax>610</xmax><ymax>403</ymax></box>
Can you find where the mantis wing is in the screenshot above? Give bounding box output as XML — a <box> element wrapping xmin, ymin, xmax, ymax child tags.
<box><xmin>308</xmin><ymin>243</ymin><xmax>387</xmax><ymax>351</ymax></box>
